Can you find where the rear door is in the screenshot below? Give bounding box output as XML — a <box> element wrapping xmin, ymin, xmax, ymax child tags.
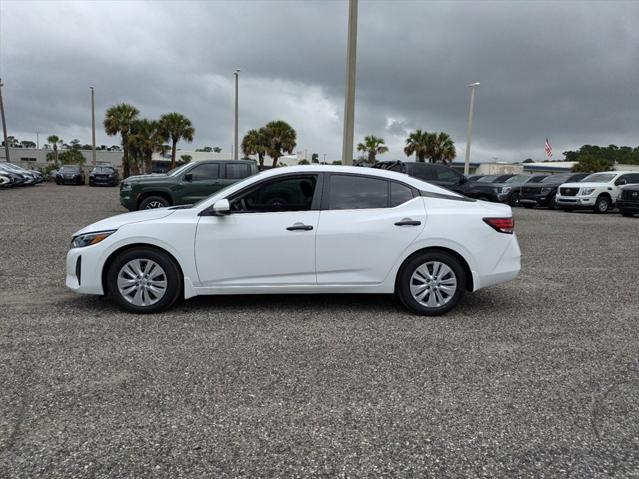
<box><xmin>315</xmin><ymin>174</ymin><xmax>426</xmax><ymax>285</ymax></box>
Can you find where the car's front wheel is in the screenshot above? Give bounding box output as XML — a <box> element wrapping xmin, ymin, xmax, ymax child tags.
<box><xmin>139</xmin><ymin>195</ymin><xmax>170</xmax><ymax>210</ymax></box>
<box><xmin>107</xmin><ymin>247</ymin><xmax>182</xmax><ymax>313</ymax></box>
<box><xmin>508</xmin><ymin>192</ymin><xmax>520</xmax><ymax>207</ymax></box>
<box><xmin>594</xmin><ymin>195</ymin><xmax>611</xmax><ymax>214</ymax></box>
<box><xmin>397</xmin><ymin>251</ymin><xmax>466</xmax><ymax>316</ymax></box>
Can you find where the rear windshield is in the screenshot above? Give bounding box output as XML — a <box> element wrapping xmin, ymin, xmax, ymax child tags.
<box><xmin>477</xmin><ymin>175</ymin><xmax>498</xmax><ymax>182</ymax></box>
<box><xmin>60</xmin><ymin>165</ymin><xmax>80</xmax><ymax>172</ymax></box>
<box><xmin>504</xmin><ymin>175</ymin><xmax>528</xmax><ymax>183</ymax></box>
<box><xmin>582</xmin><ymin>173</ymin><xmax>616</xmax><ymax>183</ymax></box>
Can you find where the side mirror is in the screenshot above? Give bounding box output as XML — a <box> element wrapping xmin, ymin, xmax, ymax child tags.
<box><xmin>211</xmin><ymin>199</ymin><xmax>230</xmax><ymax>216</ymax></box>
<box><xmin>184</xmin><ymin>173</ymin><xmax>193</xmax><ymax>182</ymax></box>
<box><xmin>616</xmin><ymin>178</ymin><xmax>627</xmax><ymax>186</ymax></box>
<box><xmin>459</xmin><ymin>176</ymin><xmax>468</xmax><ymax>185</ymax></box>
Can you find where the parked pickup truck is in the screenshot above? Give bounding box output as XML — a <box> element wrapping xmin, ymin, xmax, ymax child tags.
<box><xmin>555</xmin><ymin>171</ymin><xmax>639</xmax><ymax>214</ymax></box>
<box><xmin>520</xmin><ymin>173</ymin><xmax>589</xmax><ymax>210</ymax></box>
<box><xmin>617</xmin><ymin>184</ymin><xmax>639</xmax><ymax>217</ymax></box>
<box><xmin>120</xmin><ymin>160</ymin><xmax>258</xmax><ymax>211</ymax></box>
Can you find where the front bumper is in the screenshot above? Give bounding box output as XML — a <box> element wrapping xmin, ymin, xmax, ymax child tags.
<box><xmin>120</xmin><ymin>192</ymin><xmax>136</xmax><ymax>210</ymax></box>
<box><xmin>66</xmin><ymin>246</ymin><xmax>106</xmax><ymax>295</ymax></box>
<box><xmin>617</xmin><ymin>200</ymin><xmax>639</xmax><ymax>212</ymax></box>
<box><xmin>556</xmin><ymin>195</ymin><xmax>596</xmax><ymax>208</ymax></box>
<box><xmin>520</xmin><ymin>193</ymin><xmax>550</xmax><ymax>206</ymax></box>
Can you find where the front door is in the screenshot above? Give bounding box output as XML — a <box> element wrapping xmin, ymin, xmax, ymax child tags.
<box><xmin>316</xmin><ymin>174</ymin><xmax>426</xmax><ymax>285</ymax></box>
<box><xmin>194</xmin><ymin>174</ymin><xmax>321</xmax><ymax>287</ymax></box>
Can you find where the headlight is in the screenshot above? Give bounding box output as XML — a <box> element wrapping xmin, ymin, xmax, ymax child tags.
<box><xmin>580</xmin><ymin>188</ymin><xmax>595</xmax><ymax>196</ymax></box>
<box><xmin>540</xmin><ymin>187</ymin><xmax>552</xmax><ymax>194</ymax></box>
<box><xmin>499</xmin><ymin>187</ymin><xmax>512</xmax><ymax>194</ymax></box>
<box><xmin>71</xmin><ymin>230</ymin><xmax>116</xmax><ymax>248</ymax></box>
<box><xmin>121</xmin><ymin>182</ymin><xmax>131</xmax><ymax>191</ymax></box>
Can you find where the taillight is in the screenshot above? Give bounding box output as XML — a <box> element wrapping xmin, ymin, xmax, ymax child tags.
<box><xmin>483</xmin><ymin>217</ymin><xmax>514</xmax><ymax>234</ymax></box>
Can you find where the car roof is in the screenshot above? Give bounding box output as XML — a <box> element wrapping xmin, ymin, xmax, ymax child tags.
<box><xmin>254</xmin><ymin>165</ymin><xmax>460</xmax><ymax>195</ymax></box>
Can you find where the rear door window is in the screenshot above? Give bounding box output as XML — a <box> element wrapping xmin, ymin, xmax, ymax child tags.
<box><xmin>328</xmin><ymin>175</ymin><xmax>389</xmax><ymax>210</ymax></box>
<box><xmin>226</xmin><ymin>163</ymin><xmax>250</xmax><ymax>179</ymax></box>
<box><xmin>390</xmin><ymin>182</ymin><xmax>414</xmax><ymax>207</ymax></box>
<box><xmin>189</xmin><ymin>163</ymin><xmax>219</xmax><ymax>181</ymax></box>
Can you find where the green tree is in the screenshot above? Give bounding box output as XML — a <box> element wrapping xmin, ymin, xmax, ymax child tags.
<box><xmin>298</xmin><ymin>159</ymin><xmax>310</xmax><ymax>165</ymax></box>
<box><xmin>59</xmin><ymin>148</ymin><xmax>86</xmax><ymax>166</ymax></box>
<box><xmin>46</xmin><ymin>135</ymin><xmax>63</xmax><ymax>166</ymax></box>
<box><xmin>241</xmin><ymin>128</ymin><xmax>268</xmax><ymax>168</ymax></box>
<box><xmin>179</xmin><ymin>154</ymin><xmax>192</xmax><ymax>164</ymax></box>
<box><xmin>332</xmin><ymin>160</ymin><xmax>343</xmax><ymax>165</ymax></box>
<box><xmin>522</xmin><ymin>158</ymin><xmax>534</xmax><ymax>164</ymax></box>
<box><xmin>571</xmin><ymin>155</ymin><xmax>614</xmax><ymax>173</ymax></box>
<box><xmin>157</xmin><ymin>112</ymin><xmax>195</xmax><ymax>170</ymax></box>
<box><xmin>127</xmin><ymin>119</ymin><xmax>163</xmax><ymax>174</ymax></box>
<box><xmin>103</xmin><ymin>103</ymin><xmax>140</xmax><ymax>178</ymax></box>
<box><xmin>428</xmin><ymin>132</ymin><xmax>456</xmax><ymax>164</ymax></box>
<box><xmin>564</xmin><ymin>144</ymin><xmax>639</xmax><ymax>165</ymax></box>
<box><xmin>263</xmin><ymin>120</ymin><xmax>297</xmax><ymax>168</ymax></box>
<box><xmin>404</xmin><ymin>129</ymin><xmax>432</xmax><ymax>162</ymax></box>
<box><xmin>357</xmin><ymin>135</ymin><xmax>388</xmax><ymax>164</ymax></box>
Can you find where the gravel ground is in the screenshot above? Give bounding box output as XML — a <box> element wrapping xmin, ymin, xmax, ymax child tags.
<box><xmin>1</xmin><ymin>183</ymin><xmax>638</xmax><ymax>478</ymax></box>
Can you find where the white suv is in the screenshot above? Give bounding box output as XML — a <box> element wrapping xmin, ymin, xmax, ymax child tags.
<box><xmin>556</xmin><ymin>171</ymin><xmax>639</xmax><ymax>213</ymax></box>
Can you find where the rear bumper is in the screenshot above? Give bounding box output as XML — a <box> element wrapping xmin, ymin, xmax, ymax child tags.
<box><xmin>475</xmin><ymin>235</ymin><xmax>521</xmax><ymax>290</ymax></box>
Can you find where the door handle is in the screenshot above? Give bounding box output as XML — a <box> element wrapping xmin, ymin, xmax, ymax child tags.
<box><xmin>286</xmin><ymin>223</ymin><xmax>314</xmax><ymax>231</ymax></box>
<box><xmin>394</xmin><ymin>219</ymin><xmax>421</xmax><ymax>226</ymax></box>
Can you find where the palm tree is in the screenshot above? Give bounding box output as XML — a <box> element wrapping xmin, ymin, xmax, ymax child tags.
<box><xmin>46</xmin><ymin>135</ymin><xmax>62</xmax><ymax>166</ymax></box>
<box><xmin>127</xmin><ymin>119</ymin><xmax>163</xmax><ymax>174</ymax></box>
<box><xmin>241</xmin><ymin>128</ymin><xmax>268</xmax><ymax>169</ymax></box>
<box><xmin>429</xmin><ymin>132</ymin><xmax>456</xmax><ymax>164</ymax></box>
<box><xmin>404</xmin><ymin>129</ymin><xmax>433</xmax><ymax>162</ymax></box>
<box><xmin>356</xmin><ymin>135</ymin><xmax>388</xmax><ymax>164</ymax></box>
<box><xmin>263</xmin><ymin>120</ymin><xmax>296</xmax><ymax>168</ymax></box>
<box><xmin>104</xmin><ymin>103</ymin><xmax>140</xmax><ymax>178</ymax></box>
<box><xmin>157</xmin><ymin>113</ymin><xmax>195</xmax><ymax>170</ymax></box>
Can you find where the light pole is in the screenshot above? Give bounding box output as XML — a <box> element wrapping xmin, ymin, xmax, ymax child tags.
<box><xmin>234</xmin><ymin>69</ymin><xmax>240</xmax><ymax>161</ymax></box>
<box><xmin>341</xmin><ymin>0</ymin><xmax>358</xmax><ymax>165</ymax></box>
<box><xmin>90</xmin><ymin>86</ymin><xmax>96</xmax><ymax>166</ymax></box>
<box><xmin>0</xmin><ymin>78</ymin><xmax>9</xmax><ymax>162</ymax></box>
<box><xmin>463</xmin><ymin>82</ymin><xmax>480</xmax><ymax>175</ymax></box>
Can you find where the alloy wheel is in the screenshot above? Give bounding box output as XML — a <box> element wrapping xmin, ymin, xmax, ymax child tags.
<box><xmin>145</xmin><ymin>201</ymin><xmax>165</xmax><ymax>209</ymax></box>
<box><xmin>117</xmin><ymin>259</ymin><xmax>167</xmax><ymax>306</ymax></box>
<box><xmin>409</xmin><ymin>261</ymin><xmax>458</xmax><ymax>308</ymax></box>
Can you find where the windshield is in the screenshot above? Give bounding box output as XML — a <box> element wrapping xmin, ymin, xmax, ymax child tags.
<box><xmin>541</xmin><ymin>174</ymin><xmax>571</xmax><ymax>184</ymax></box>
<box><xmin>60</xmin><ymin>166</ymin><xmax>80</xmax><ymax>172</ymax></box>
<box><xmin>477</xmin><ymin>175</ymin><xmax>498</xmax><ymax>183</ymax></box>
<box><xmin>504</xmin><ymin>175</ymin><xmax>528</xmax><ymax>183</ymax></box>
<box><xmin>93</xmin><ymin>167</ymin><xmax>114</xmax><ymax>173</ymax></box>
<box><xmin>193</xmin><ymin>171</ymin><xmax>267</xmax><ymax>209</ymax></box>
<box><xmin>167</xmin><ymin>163</ymin><xmax>192</xmax><ymax>177</ymax></box>
<box><xmin>582</xmin><ymin>173</ymin><xmax>616</xmax><ymax>183</ymax></box>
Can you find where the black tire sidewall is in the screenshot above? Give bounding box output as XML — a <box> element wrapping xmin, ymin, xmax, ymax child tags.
<box><xmin>509</xmin><ymin>193</ymin><xmax>520</xmax><ymax>207</ymax></box>
<box><xmin>397</xmin><ymin>251</ymin><xmax>466</xmax><ymax>316</ymax></box>
<box><xmin>595</xmin><ymin>196</ymin><xmax>610</xmax><ymax>214</ymax></box>
<box><xmin>139</xmin><ymin>196</ymin><xmax>170</xmax><ymax>209</ymax></box>
<box><xmin>107</xmin><ymin>247</ymin><xmax>182</xmax><ymax>313</ymax></box>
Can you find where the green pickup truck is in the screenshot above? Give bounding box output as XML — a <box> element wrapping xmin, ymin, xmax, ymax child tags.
<box><xmin>120</xmin><ymin>160</ymin><xmax>258</xmax><ymax>211</ymax></box>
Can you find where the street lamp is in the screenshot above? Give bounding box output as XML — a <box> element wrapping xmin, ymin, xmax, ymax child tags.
<box><xmin>0</xmin><ymin>78</ymin><xmax>9</xmax><ymax>162</ymax></box>
<box><xmin>90</xmin><ymin>86</ymin><xmax>96</xmax><ymax>167</ymax></box>
<box><xmin>463</xmin><ymin>82</ymin><xmax>480</xmax><ymax>175</ymax></box>
<box><xmin>234</xmin><ymin>69</ymin><xmax>240</xmax><ymax>161</ymax></box>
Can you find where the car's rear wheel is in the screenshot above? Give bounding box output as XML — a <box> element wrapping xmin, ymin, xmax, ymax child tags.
<box><xmin>107</xmin><ymin>247</ymin><xmax>182</xmax><ymax>313</ymax></box>
<box><xmin>139</xmin><ymin>195</ymin><xmax>170</xmax><ymax>209</ymax></box>
<box><xmin>397</xmin><ymin>251</ymin><xmax>465</xmax><ymax>316</ymax></box>
<box><xmin>594</xmin><ymin>195</ymin><xmax>611</xmax><ymax>214</ymax></box>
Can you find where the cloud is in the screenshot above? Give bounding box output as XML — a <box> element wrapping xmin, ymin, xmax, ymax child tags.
<box><xmin>1</xmin><ymin>0</ymin><xmax>637</xmax><ymax>162</ymax></box>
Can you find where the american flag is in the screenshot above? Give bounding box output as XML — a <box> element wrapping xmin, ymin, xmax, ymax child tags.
<box><xmin>545</xmin><ymin>138</ymin><xmax>553</xmax><ymax>159</ymax></box>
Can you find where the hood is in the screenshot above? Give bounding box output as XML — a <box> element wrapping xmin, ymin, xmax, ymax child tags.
<box><xmin>73</xmin><ymin>208</ymin><xmax>175</xmax><ymax>236</ymax></box>
<box><xmin>124</xmin><ymin>173</ymin><xmax>168</xmax><ymax>182</ymax></box>
<box><xmin>561</xmin><ymin>181</ymin><xmax>608</xmax><ymax>188</ymax></box>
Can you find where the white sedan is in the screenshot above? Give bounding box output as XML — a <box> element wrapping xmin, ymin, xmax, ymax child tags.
<box><xmin>66</xmin><ymin>165</ymin><xmax>521</xmax><ymax>315</ymax></box>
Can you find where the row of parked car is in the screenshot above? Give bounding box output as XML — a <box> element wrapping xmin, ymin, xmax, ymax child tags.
<box><xmin>54</xmin><ymin>165</ymin><xmax>120</xmax><ymax>186</ymax></box>
<box><xmin>0</xmin><ymin>162</ymin><xmax>44</xmax><ymax>186</ymax></box>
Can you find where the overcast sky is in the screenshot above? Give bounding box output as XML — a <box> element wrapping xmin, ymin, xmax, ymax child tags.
<box><xmin>1</xmin><ymin>0</ymin><xmax>637</xmax><ymax>162</ymax></box>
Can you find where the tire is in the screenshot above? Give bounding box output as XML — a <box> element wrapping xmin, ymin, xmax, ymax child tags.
<box><xmin>523</xmin><ymin>204</ymin><xmax>535</xmax><ymax>209</ymax></box>
<box><xmin>106</xmin><ymin>247</ymin><xmax>182</xmax><ymax>314</ymax></box>
<box><xmin>89</xmin><ymin>180</ymin><xmax>95</xmax><ymax>187</ymax></box>
<box><xmin>139</xmin><ymin>195</ymin><xmax>170</xmax><ymax>210</ymax></box>
<box><xmin>620</xmin><ymin>209</ymin><xmax>635</xmax><ymax>217</ymax></box>
<box><xmin>397</xmin><ymin>251</ymin><xmax>466</xmax><ymax>316</ymax></box>
<box><xmin>56</xmin><ymin>179</ymin><xmax>61</xmax><ymax>185</ymax></box>
<box><xmin>508</xmin><ymin>192</ymin><xmax>520</xmax><ymax>207</ymax></box>
<box><xmin>549</xmin><ymin>196</ymin><xmax>559</xmax><ymax>210</ymax></box>
<box><xmin>594</xmin><ymin>195</ymin><xmax>611</xmax><ymax>214</ymax></box>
